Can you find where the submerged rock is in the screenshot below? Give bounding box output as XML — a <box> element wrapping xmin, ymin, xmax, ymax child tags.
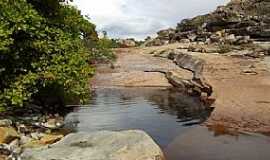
<box><xmin>22</xmin><ymin>130</ymin><xmax>164</xmax><ymax>160</ymax></box>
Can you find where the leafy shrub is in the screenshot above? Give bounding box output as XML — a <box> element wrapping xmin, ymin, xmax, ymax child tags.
<box><xmin>95</xmin><ymin>38</ymin><xmax>117</xmax><ymax>60</ymax></box>
<box><xmin>0</xmin><ymin>0</ymin><xmax>108</xmax><ymax>112</ymax></box>
<box><xmin>218</xmin><ymin>44</ymin><xmax>233</xmax><ymax>54</ymax></box>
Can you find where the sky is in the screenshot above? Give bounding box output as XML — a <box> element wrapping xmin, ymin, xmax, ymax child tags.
<box><xmin>72</xmin><ymin>0</ymin><xmax>230</xmax><ymax>40</ymax></box>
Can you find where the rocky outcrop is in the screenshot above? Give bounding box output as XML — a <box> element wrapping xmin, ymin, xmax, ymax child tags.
<box><xmin>22</xmin><ymin>130</ymin><xmax>164</xmax><ymax>160</ymax></box>
<box><xmin>150</xmin><ymin>48</ymin><xmax>212</xmax><ymax>97</ymax></box>
<box><xmin>167</xmin><ymin>52</ymin><xmax>212</xmax><ymax>96</ymax></box>
<box><xmin>166</xmin><ymin>71</ymin><xmax>212</xmax><ymax>97</ymax></box>
<box><xmin>153</xmin><ymin>49</ymin><xmax>179</xmax><ymax>59</ymax></box>
<box><xmin>143</xmin><ymin>28</ymin><xmax>176</xmax><ymax>47</ymax></box>
<box><xmin>147</xmin><ymin>0</ymin><xmax>270</xmax><ymax>47</ymax></box>
<box><xmin>118</xmin><ymin>39</ymin><xmax>136</xmax><ymax>48</ymax></box>
<box><xmin>174</xmin><ymin>53</ymin><xmax>205</xmax><ymax>80</ymax></box>
<box><xmin>174</xmin><ymin>0</ymin><xmax>270</xmax><ymax>42</ymax></box>
<box><xmin>143</xmin><ymin>38</ymin><xmax>165</xmax><ymax>47</ymax></box>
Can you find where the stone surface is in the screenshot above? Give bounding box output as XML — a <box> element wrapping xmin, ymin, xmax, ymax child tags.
<box><xmin>190</xmin><ymin>51</ymin><xmax>270</xmax><ymax>133</ymax></box>
<box><xmin>118</xmin><ymin>39</ymin><xmax>136</xmax><ymax>48</ymax></box>
<box><xmin>153</xmin><ymin>49</ymin><xmax>177</xmax><ymax>59</ymax></box>
<box><xmin>0</xmin><ymin>127</ymin><xmax>19</xmax><ymax>144</ymax></box>
<box><xmin>20</xmin><ymin>135</ymin><xmax>33</xmax><ymax>146</ymax></box>
<box><xmin>9</xmin><ymin>139</ymin><xmax>21</xmax><ymax>155</ymax></box>
<box><xmin>0</xmin><ymin>119</ymin><xmax>12</xmax><ymax>127</ymax></box>
<box><xmin>133</xmin><ymin>43</ymin><xmax>270</xmax><ymax>133</ymax></box>
<box><xmin>143</xmin><ymin>38</ymin><xmax>165</xmax><ymax>47</ymax></box>
<box><xmin>22</xmin><ymin>134</ymin><xmax>64</xmax><ymax>149</ymax></box>
<box><xmin>39</xmin><ymin>134</ymin><xmax>64</xmax><ymax>145</ymax></box>
<box><xmin>174</xmin><ymin>53</ymin><xmax>205</xmax><ymax>79</ymax></box>
<box><xmin>92</xmin><ymin>47</ymin><xmax>191</xmax><ymax>88</ymax></box>
<box><xmin>152</xmin><ymin>0</ymin><xmax>270</xmax><ymax>45</ymax></box>
<box><xmin>41</xmin><ymin>117</ymin><xmax>64</xmax><ymax>129</ymax></box>
<box><xmin>166</xmin><ymin>70</ymin><xmax>212</xmax><ymax>96</ymax></box>
<box><xmin>0</xmin><ymin>142</ymin><xmax>22</xmax><ymax>160</ymax></box>
<box><xmin>144</xmin><ymin>28</ymin><xmax>175</xmax><ymax>47</ymax></box>
<box><xmin>22</xmin><ymin>130</ymin><xmax>164</xmax><ymax>160</ymax></box>
<box><xmin>93</xmin><ymin>43</ymin><xmax>270</xmax><ymax>133</ymax></box>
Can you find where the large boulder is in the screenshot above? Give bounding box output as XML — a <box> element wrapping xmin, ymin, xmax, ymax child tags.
<box><xmin>166</xmin><ymin>71</ymin><xmax>212</xmax><ymax>97</ymax></box>
<box><xmin>174</xmin><ymin>53</ymin><xmax>205</xmax><ymax>80</ymax></box>
<box><xmin>157</xmin><ymin>28</ymin><xmax>175</xmax><ymax>41</ymax></box>
<box><xmin>143</xmin><ymin>38</ymin><xmax>167</xmax><ymax>47</ymax></box>
<box><xmin>118</xmin><ymin>39</ymin><xmax>136</xmax><ymax>48</ymax></box>
<box><xmin>22</xmin><ymin>130</ymin><xmax>164</xmax><ymax>160</ymax></box>
<box><xmin>171</xmin><ymin>53</ymin><xmax>212</xmax><ymax>96</ymax></box>
<box><xmin>143</xmin><ymin>28</ymin><xmax>175</xmax><ymax>47</ymax></box>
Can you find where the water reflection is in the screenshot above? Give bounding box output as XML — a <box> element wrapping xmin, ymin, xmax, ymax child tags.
<box><xmin>65</xmin><ymin>88</ymin><xmax>270</xmax><ymax>160</ymax></box>
<box><xmin>65</xmin><ymin>88</ymin><xmax>213</xmax><ymax>147</ymax></box>
<box><xmin>164</xmin><ymin>126</ymin><xmax>270</xmax><ymax>160</ymax></box>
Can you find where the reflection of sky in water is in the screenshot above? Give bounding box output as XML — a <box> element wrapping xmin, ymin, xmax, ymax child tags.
<box><xmin>65</xmin><ymin>88</ymin><xmax>212</xmax><ymax>147</ymax></box>
<box><xmin>65</xmin><ymin>88</ymin><xmax>270</xmax><ymax>160</ymax></box>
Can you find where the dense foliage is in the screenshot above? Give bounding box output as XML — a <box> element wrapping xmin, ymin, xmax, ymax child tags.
<box><xmin>0</xmin><ymin>0</ymin><xmax>108</xmax><ymax>112</ymax></box>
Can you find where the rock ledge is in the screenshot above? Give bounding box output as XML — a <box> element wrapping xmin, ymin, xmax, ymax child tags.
<box><xmin>22</xmin><ymin>130</ymin><xmax>164</xmax><ymax>160</ymax></box>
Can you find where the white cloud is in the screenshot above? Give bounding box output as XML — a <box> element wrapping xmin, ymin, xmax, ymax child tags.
<box><xmin>72</xmin><ymin>0</ymin><xmax>230</xmax><ymax>40</ymax></box>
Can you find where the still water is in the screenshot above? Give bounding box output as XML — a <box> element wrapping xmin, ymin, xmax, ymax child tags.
<box><xmin>65</xmin><ymin>88</ymin><xmax>270</xmax><ymax>160</ymax></box>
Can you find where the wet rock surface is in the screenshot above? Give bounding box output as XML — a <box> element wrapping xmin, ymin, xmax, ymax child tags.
<box><xmin>115</xmin><ymin>1</ymin><xmax>270</xmax><ymax>125</ymax></box>
<box><xmin>2</xmin><ymin>1</ymin><xmax>270</xmax><ymax>159</ymax></box>
<box><xmin>139</xmin><ymin>42</ymin><xmax>270</xmax><ymax>133</ymax></box>
<box><xmin>22</xmin><ymin>130</ymin><xmax>164</xmax><ymax>160</ymax></box>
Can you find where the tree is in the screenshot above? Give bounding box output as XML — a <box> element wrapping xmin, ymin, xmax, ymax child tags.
<box><xmin>0</xmin><ymin>0</ymin><xmax>102</xmax><ymax>112</ymax></box>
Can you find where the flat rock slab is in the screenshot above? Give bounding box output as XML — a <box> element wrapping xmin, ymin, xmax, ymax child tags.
<box><xmin>93</xmin><ymin>71</ymin><xmax>172</xmax><ymax>88</ymax></box>
<box><xmin>140</xmin><ymin>43</ymin><xmax>270</xmax><ymax>133</ymax></box>
<box><xmin>92</xmin><ymin>48</ymin><xmax>190</xmax><ymax>88</ymax></box>
<box><xmin>22</xmin><ymin>130</ymin><xmax>164</xmax><ymax>160</ymax></box>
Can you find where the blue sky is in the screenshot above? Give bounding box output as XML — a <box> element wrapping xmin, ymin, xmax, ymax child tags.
<box><xmin>73</xmin><ymin>0</ymin><xmax>230</xmax><ymax>40</ymax></box>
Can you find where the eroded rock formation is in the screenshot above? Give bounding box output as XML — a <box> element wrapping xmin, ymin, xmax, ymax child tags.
<box><xmin>147</xmin><ymin>0</ymin><xmax>270</xmax><ymax>46</ymax></box>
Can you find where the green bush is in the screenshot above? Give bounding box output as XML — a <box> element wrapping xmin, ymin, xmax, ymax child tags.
<box><xmin>218</xmin><ymin>44</ymin><xmax>233</xmax><ymax>54</ymax></box>
<box><xmin>0</xmin><ymin>0</ymin><xmax>109</xmax><ymax>112</ymax></box>
<box><xmin>95</xmin><ymin>38</ymin><xmax>117</xmax><ymax>60</ymax></box>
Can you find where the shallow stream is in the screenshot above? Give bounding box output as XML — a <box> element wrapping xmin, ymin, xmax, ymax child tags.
<box><xmin>65</xmin><ymin>88</ymin><xmax>270</xmax><ymax>160</ymax></box>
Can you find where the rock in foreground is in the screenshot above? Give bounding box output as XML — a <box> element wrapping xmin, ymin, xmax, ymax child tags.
<box><xmin>22</xmin><ymin>130</ymin><xmax>164</xmax><ymax>160</ymax></box>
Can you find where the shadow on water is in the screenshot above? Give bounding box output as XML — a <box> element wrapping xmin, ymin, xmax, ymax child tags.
<box><xmin>164</xmin><ymin>126</ymin><xmax>270</xmax><ymax>160</ymax></box>
<box><xmin>65</xmin><ymin>88</ymin><xmax>213</xmax><ymax>147</ymax></box>
<box><xmin>65</xmin><ymin>88</ymin><xmax>270</xmax><ymax>160</ymax></box>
